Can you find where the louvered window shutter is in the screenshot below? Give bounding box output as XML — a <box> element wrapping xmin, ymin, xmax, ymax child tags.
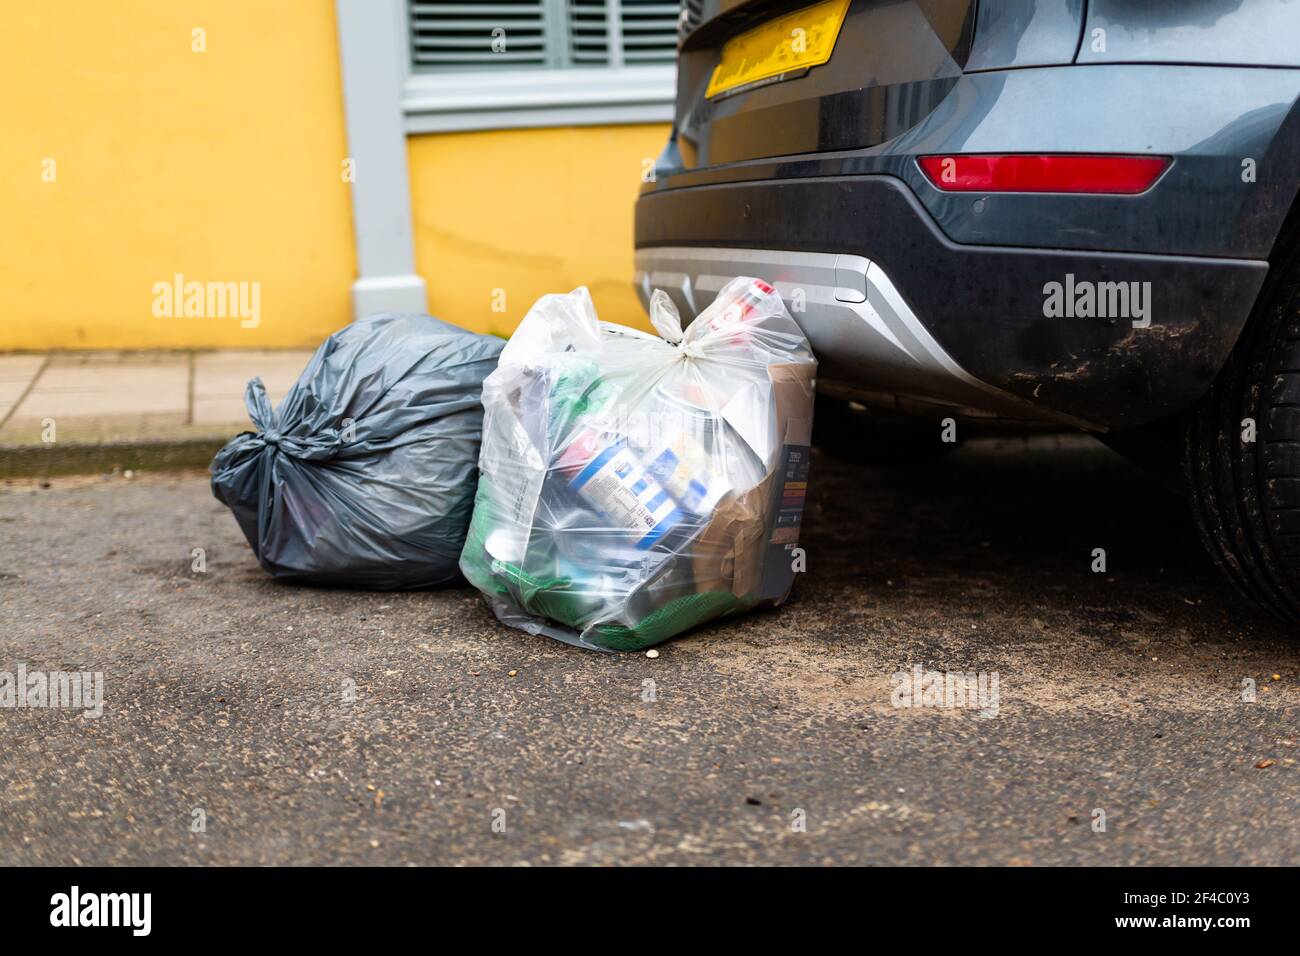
<box><xmin>408</xmin><ymin>0</ymin><xmax>679</xmax><ymax>71</ymax></box>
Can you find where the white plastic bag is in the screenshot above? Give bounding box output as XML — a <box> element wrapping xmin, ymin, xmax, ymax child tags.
<box><xmin>459</xmin><ymin>277</ymin><xmax>816</xmax><ymax>650</ymax></box>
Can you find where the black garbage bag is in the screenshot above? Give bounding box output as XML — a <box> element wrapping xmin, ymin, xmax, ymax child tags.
<box><xmin>211</xmin><ymin>313</ymin><xmax>503</xmax><ymax>589</ymax></box>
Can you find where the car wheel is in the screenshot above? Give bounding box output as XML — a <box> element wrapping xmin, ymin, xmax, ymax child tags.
<box><xmin>1185</xmin><ymin>223</ymin><xmax>1300</xmax><ymax>624</ymax></box>
<box><xmin>812</xmin><ymin>395</ymin><xmax>961</xmax><ymax>465</ymax></box>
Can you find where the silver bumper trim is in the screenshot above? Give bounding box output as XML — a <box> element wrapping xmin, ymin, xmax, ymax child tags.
<box><xmin>634</xmin><ymin>246</ymin><xmax>1060</xmax><ymax>423</ymax></box>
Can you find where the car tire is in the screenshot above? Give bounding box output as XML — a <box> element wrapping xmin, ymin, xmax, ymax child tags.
<box><xmin>812</xmin><ymin>395</ymin><xmax>961</xmax><ymax>465</ymax></box>
<box><xmin>1185</xmin><ymin>220</ymin><xmax>1300</xmax><ymax>624</ymax></box>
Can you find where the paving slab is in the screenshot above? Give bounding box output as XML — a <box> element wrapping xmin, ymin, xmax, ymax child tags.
<box><xmin>11</xmin><ymin>353</ymin><xmax>188</xmax><ymax>419</ymax></box>
<box><xmin>0</xmin><ymin>349</ymin><xmax>312</xmax><ymax>475</ymax></box>
<box><xmin>193</xmin><ymin>350</ymin><xmax>310</xmax><ymax>425</ymax></box>
<box><xmin>193</xmin><ymin>350</ymin><xmax>311</xmax><ymax>398</ymax></box>
<box><xmin>0</xmin><ymin>356</ymin><xmax>45</xmax><ymax>406</ymax></box>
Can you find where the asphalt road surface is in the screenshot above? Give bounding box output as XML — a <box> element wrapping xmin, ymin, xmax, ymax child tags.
<box><xmin>1</xmin><ymin>436</ymin><xmax>1297</xmax><ymax>865</ymax></box>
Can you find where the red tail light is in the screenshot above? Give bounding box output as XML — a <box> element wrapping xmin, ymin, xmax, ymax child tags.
<box><xmin>918</xmin><ymin>154</ymin><xmax>1170</xmax><ymax>195</ymax></box>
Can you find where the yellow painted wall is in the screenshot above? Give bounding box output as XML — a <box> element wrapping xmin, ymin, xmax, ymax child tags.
<box><xmin>0</xmin><ymin>1</ymin><xmax>355</xmax><ymax>350</ymax></box>
<box><xmin>408</xmin><ymin>125</ymin><xmax>670</xmax><ymax>337</ymax></box>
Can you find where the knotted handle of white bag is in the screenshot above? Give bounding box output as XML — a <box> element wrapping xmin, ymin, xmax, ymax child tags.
<box><xmin>598</xmin><ymin>320</ymin><xmax>706</xmax><ymax>360</ymax></box>
<box><xmin>648</xmin><ymin>289</ymin><xmax>686</xmax><ymax>344</ymax></box>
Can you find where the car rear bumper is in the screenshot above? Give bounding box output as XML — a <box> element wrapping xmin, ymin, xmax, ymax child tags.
<box><xmin>634</xmin><ymin>174</ymin><xmax>1269</xmax><ymax>430</ymax></box>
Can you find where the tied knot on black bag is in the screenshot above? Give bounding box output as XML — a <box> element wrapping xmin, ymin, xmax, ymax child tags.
<box><xmin>210</xmin><ymin>311</ymin><xmax>504</xmax><ymax>591</ymax></box>
<box><xmin>243</xmin><ymin>377</ymin><xmax>346</xmax><ymax>462</ymax></box>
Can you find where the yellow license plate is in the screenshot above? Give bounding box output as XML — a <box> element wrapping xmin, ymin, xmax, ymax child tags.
<box><xmin>705</xmin><ymin>0</ymin><xmax>850</xmax><ymax>99</ymax></box>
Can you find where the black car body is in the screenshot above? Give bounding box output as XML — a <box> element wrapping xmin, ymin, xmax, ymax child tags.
<box><xmin>634</xmin><ymin>0</ymin><xmax>1300</xmax><ymax>621</ymax></box>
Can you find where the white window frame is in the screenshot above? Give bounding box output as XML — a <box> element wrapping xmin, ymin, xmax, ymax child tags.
<box><xmin>333</xmin><ymin>0</ymin><xmax>675</xmax><ymax>320</ymax></box>
<box><xmin>397</xmin><ymin>1</ymin><xmax>678</xmax><ymax>133</ymax></box>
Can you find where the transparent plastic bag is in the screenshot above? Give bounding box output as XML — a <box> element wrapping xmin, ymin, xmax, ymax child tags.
<box><xmin>460</xmin><ymin>277</ymin><xmax>816</xmax><ymax>651</ymax></box>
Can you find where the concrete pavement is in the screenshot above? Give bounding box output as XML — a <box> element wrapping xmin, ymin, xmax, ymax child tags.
<box><xmin>0</xmin><ymin>350</ymin><xmax>311</xmax><ymax>443</ymax></box>
<box><xmin>0</xmin><ymin>350</ymin><xmax>312</xmax><ymax>476</ymax></box>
